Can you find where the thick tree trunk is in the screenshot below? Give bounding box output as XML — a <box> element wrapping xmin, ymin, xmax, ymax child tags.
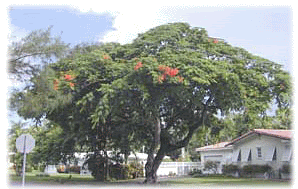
<box><xmin>144</xmin><ymin>147</ymin><xmax>154</xmax><ymax>179</ymax></box>
<box><xmin>144</xmin><ymin>115</ymin><xmax>162</xmax><ymax>183</ymax></box>
<box><xmin>144</xmin><ymin>148</ymin><xmax>165</xmax><ymax>183</ymax></box>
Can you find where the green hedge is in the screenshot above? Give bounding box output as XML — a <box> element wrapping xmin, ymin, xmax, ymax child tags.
<box><xmin>222</xmin><ymin>164</ymin><xmax>272</xmax><ymax>177</ymax></box>
<box><xmin>222</xmin><ymin>164</ymin><xmax>239</xmax><ymax>174</ymax></box>
<box><xmin>281</xmin><ymin>164</ymin><xmax>291</xmax><ymax>174</ymax></box>
<box><xmin>242</xmin><ymin>164</ymin><xmax>272</xmax><ymax>174</ymax></box>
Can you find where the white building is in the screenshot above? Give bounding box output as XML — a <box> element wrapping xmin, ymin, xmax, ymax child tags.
<box><xmin>196</xmin><ymin>141</ymin><xmax>233</xmax><ymax>174</ymax></box>
<box><xmin>196</xmin><ymin>129</ymin><xmax>293</xmax><ymax>176</ymax></box>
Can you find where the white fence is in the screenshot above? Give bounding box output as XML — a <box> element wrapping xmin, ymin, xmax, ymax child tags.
<box><xmin>45</xmin><ymin>161</ymin><xmax>202</xmax><ymax>177</ymax></box>
<box><xmin>157</xmin><ymin>162</ymin><xmax>202</xmax><ymax>176</ymax></box>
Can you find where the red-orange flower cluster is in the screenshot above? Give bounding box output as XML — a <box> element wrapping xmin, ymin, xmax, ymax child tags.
<box><xmin>69</xmin><ymin>82</ymin><xmax>75</xmax><ymax>87</ymax></box>
<box><xmin>53</xmin><ymin>73</ymin><xmax>76</xmax><ymax>90</ymax></box>
<box><xmin>157</xmin><ymin>65</ymin><xmax>183</xmax><ymax>83</ymax></box>
<box><xmin>64</xmin><ymin>74</ymin><xmax>74</xmax><ymax>81</ymax></box>
<box><xmin>213</xmin><ymin>39</ymin><xmax>219</xmax><ymax>44</ymax></box>
<box><xmin>158</xmin><ymin>74</ymin><xmax>166</xmax><ymax>83</ymax></box>
<box><xmin>134</xmin><ymin>62</ymin><xmax>143</xmax><ymax>70</ymax></box>
<box><xmin>53</xmin><ymin>79</ymin><xmax>59</xmax><ymax>91</ymax></box>
<box><xmin>103</xmin><ymin>55</ymin><xmax>110</xmax><ymax>60</ymax></box>
<box><xmin>177</xmin><ymin>76</ymin><xmax>184</xmax><ymax>83</ymax></box>
<box><xmin>158</xmin><ymin>65</ymin><xmax>179</xmax><ymax>77</ymax></box>
<box><xmin>208</xmin><ymin>38</ymin><xmax>219</xmax><ymax>44</ymax></box>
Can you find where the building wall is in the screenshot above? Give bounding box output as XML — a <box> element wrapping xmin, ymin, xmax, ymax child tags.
<box><xmin>231</xmin><ymin>134</ymin><xmax>291</xmax><ymax>171</ymax></box>
<box><xmin>200</xmin><ymin>148</ymin><xmax>233</xmax><ymax>174</ymax></box>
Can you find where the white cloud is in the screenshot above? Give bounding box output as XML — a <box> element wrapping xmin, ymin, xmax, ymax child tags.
<box><xmin>8</xmin><ymin>24</ymin><xmax>30</xmax><ymax>43</ymax></box>
<box><xmin>100</xmin><ymin>8</ymin><xmax>170</xmax><ymax>44</ymax></box>
<box><xmin>71</xmin><ymin>3</ymin><xmax>195</xmax><ymax>44</ymax></box>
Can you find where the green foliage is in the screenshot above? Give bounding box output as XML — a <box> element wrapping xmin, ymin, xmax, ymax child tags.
<box><xmin>8</xmin><ymin>26</ymin><xmax>69</xmax><ymax>81</ymax></box>
<box><xmin>222</xmin><ymin>164</ymin><xmax>240</xmax><ymax>174</ymax></box>
<box><xmin>242</xmin><ymin>164</ymin><xmax>272</xmax><ymax>174</ymax></box>
<box><xmin>281</xmin><ymin>164</ymin><xmax>291</xmax><ymax>174</ymax></box>
<box><xmin>10</xmin><ymin>22</ymin><xmax>292</xmax><ymax>182</ymax></box>
<box><xmin>126</xmin><ymin>162</ymin><xmax>144</xmax><ymax>179</ymax></box>
<box><xmin>189</xmin><ymin>168</ymin><xmax>202</xmax><ymax>176</ymax></box>
<box><xmin>204</xmin><ymin>161</ymin><xmax>219</xmax><ymax>174</ymax></box>
<box><xmin>68</xmin><ymin>165</ymin><xmax>81</xmax><ymax>174</ymax></box>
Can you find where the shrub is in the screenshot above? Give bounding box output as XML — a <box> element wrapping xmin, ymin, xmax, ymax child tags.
<box><xmin>127</xmin><ymin>162</ymin><xmax>144</xmax><ymax>179</ymax></box>
<box><xmin>109</xmin><ymin>163</ymin><xmax>124</xmax><ymax>180</ymax></box>
<box><xmin>69</xmin><ymin>165</ymin><xmax>81</xmax><ymax>174</ymax></box>
<box><xmin>56</xmin><ymin>165</ymin><xmax>66</xmax><ymax>173</ymax></box>
<box><xmin>35</xmin><ymin>173</ymin><xmax>50</xmax><ymax>177</ymax></box>
<box><xmin>204</xmin><ymin>161</ymin><xmax>219</xmax><ymax>174</ymax></box>
<box><xmin>281</xmin><ymin>164</ymin><xmax>291</xmax><ymax>174</ymax></box>
<box><xmin>188</xmin><ymin>168</ymin><xmax>202</xmax><ymax>176</ymax></box>
<box><xmin>222</xmin><ymin>164</ymin><xmax>239</xmax><ymax>174</ymax></box>
<box><xmin>242</xmin><ymin>164</ymin><xmax>272</xmax><ymax>175</ymax></box>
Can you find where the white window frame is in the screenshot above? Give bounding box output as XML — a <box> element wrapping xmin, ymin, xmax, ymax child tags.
<box><xmin>256</xmin><ymin>147</ymin><xmax>262</xmax><ymax>160</ymax></box>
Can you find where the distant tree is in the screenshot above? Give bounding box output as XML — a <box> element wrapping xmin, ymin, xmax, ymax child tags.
<box><xmin>7</xmin><ymin>121</ymin><xmax>71</xmax><ymax>173</ymax></box>
<box><xmin>8</xmin><ymin>26</ymin><xmax>69</xmax><ymax>82</ymax></box>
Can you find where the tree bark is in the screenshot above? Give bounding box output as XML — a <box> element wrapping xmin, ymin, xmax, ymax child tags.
<box><xmin>144</xmin><ymin>146</ymin><xmax>154</xmax><ymax>180</ymax></box>
<box><xmin>143</xmin><ymin>97</ymin><xmax>211</xmax><ymax>184</ymax></box>
<box><xmin>144</xmin><ymin>148</ymin><xmax>165</xmax><ymax>183</ymax></box>
<box><xmin>144</xmin><ymin>115</ymin><xmax>161</xmax><ymax>183</ymax></box>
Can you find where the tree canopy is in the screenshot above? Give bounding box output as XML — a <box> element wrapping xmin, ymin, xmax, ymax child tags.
<box><xmin>9</xmin><ymin>22</ymin><xmax>291</xmax><ymax>183</ymax></box>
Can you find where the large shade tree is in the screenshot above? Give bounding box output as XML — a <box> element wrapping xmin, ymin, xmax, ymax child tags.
<box><xmin>11</xmin><ymin>23</ymin><xmax>291</xmax><ymax>183</ymax></box>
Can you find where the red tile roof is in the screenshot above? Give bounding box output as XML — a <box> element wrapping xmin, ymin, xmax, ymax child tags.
<box><xmin>196</xmin><ymin>129</ymin><xmax>293</xmax><ymax>152</ymax></box>
<box><xmin>227</xmin><ymin>129</ymin><xmax>293</xmax><ymax>145</ymax></box>
<box><xmin>254</xmin><ymin>129</ymin><xmax>293</xmax><ymax>139</ymax></box>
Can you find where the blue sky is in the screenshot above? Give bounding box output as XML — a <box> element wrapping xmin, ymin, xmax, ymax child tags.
<box><xmin>6</xmin><ymin>4</ymin><xmax>293</xmax><ymax>125</ymax></box>
<box><xmin>8</xmin><ymin>5</ymin><xmax>292</xmax><ymax>73</ymax></box>
<box><xmin>9</xmin><ymin>6</ymin><xmax>115</xmax><ymax>45</ymax></box>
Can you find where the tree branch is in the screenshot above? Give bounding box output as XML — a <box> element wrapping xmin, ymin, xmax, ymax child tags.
<box><xmin>163</xmin><ymin>96</ymin><xmax>213</xmax><ymax>152</ymax></box>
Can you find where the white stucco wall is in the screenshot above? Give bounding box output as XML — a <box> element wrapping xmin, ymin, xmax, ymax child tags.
<box><xmin>231</xmin><ymin>134</ymin><xmax>292</xmax><ymax>171</ymax></box>
<box><xmin>200</xmin><ymin>148</ymin><xmax>233</xmax><ymax>174</ymax></box>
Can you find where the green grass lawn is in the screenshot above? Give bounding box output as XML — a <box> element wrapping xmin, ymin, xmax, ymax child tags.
<box><xmin>9</xmin><ymin>171</ymin><xmax>95</xmax><ymax>185</ymax></box>
<box><xmin>159</xmin><ymin>176</ymin><xmax>292</xmax><ymax>187</ymax></box>
<box><xmin>8</xmin><ymin>170</ymin><xmax>142</xmax><ymax>186</ymax></box>
<box><xmin>8</xmin><ymin>171</ymin><xmax>291</xmax><ymax>187</ymax></box>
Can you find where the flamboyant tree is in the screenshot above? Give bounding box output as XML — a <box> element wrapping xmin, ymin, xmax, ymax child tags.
<box><xmin>11</xmin><ymin>23</ymin><xmax>291</xmax><ymax>183</ymax></box>
<box><xmin>91</xmin><ymin>22</ymin><xmax>291</xmax><ymax>183</ymax></box>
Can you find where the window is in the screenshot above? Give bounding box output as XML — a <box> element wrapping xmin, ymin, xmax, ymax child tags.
<box><xmin>248</xmin><ymin>149</ymin><xmax>252</xmax><ymax>162</ymax></box>
<box><xmin>257</xmin><ymin>147</ymin><xmax>262</xmax><ymax>159</ymax></box>
<box><xmin>272</xmin><ymin>148</ymin><xmax>277</xmax><ymax>161</ymax></box>
<box><xmin>237</xmin><ymin>150</ymin><xmax>241</xmax><ymax>162</ymax></box>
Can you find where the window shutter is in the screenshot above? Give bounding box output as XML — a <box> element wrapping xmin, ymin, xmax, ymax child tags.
<box><xmin>232</xmin><ymin>149</ymin><xmax>240</xmax><ymax>162</ymax></box>
<box><xmin>282</xmin><ymin>147</ymin><xmax>292</xmax><ymax>162</ymax></box>
<box><xmin>242</xmin><ymin>148</ymin><xmax>251</xmax><ymax>162</ymax></box>
<box><xmin>264</xmin><ymin>147</ymin><xmax>275</xmax><ymax>161</ymax></box>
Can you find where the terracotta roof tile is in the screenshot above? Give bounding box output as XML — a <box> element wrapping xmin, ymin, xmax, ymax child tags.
<box><xmin>227</xmin><ymin>129</ymin><xmax>293</xmax><ymax>145</ymax></box>
<box><xmin>253</xmin><ymin>129</ymin><xmax>293</xmax><ymax>139</ymax></box>
<box><xmin>196</xmin><ymin>129</ymin><xmax>293</xmax><ymax>152</ymax></box>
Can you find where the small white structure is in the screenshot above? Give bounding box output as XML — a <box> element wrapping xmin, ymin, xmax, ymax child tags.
<box><xmin>196</xmin><ymin>129</ymin><xmax>293</xmax><ymax>176</ymax></box>
<box><xmin>127</xmin><ymin>153</ymin><xmax>201</xmax><ymax>176</ymax></box>
<box><xmin>44</xmin><ymin>165</ymin><xmax>58</xmax><ymax>174</ymax></box>
<box><xmin>196</xmin><ymin>142</ymin><xmax>233</xmax><ymax>174</ymax></box>
<box><xmin>158</xmin><ymin>162</ymin><xmax>202</xmax><ymax>176</ymax></box>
